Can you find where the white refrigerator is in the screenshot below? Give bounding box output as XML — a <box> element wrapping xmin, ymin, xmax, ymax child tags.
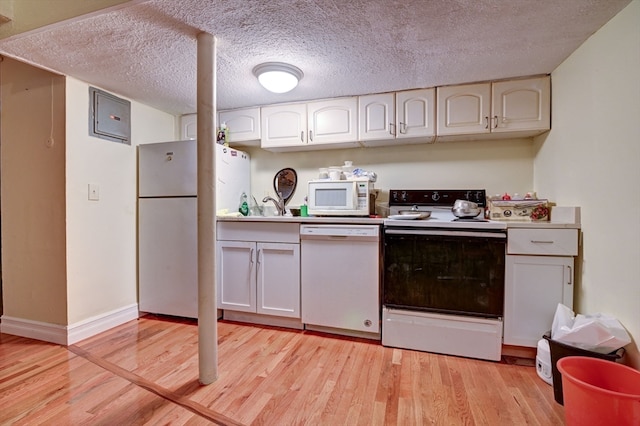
<box><xmin>138</xmin><ymin>140</ymin><xmax>250</xmax><ymax>318</ymax></box>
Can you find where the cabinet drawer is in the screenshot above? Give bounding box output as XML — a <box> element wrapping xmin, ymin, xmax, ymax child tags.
<box><xmin>508</xmin><ymin>228</ymin><xmax>578</xmax><ymax>256</ymax></box>
<box><xmin>217</xmin><ymin>221</ymin><xmax>299</xmax><ymax>243</ymax></box>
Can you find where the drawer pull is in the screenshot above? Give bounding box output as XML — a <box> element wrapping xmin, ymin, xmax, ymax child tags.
<box><xmin>531</xmin><ymin>240</ymin><xmax>554</xmax><ymax>244</ymax></box>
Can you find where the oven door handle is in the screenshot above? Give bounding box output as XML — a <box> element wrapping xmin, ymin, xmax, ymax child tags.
<box><xmin>385</xmin><ymin>229</ymin><xmax>506</xmax><ymax>239</ymax></box>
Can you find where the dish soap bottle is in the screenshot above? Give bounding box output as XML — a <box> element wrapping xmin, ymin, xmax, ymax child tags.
<box><xmin>238</xmin><ymin>192</ymin><xmax>249</xmax><ymax>216</ymax></box>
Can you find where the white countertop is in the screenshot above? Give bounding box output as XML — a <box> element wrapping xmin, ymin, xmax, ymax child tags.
<box><xmin>217</xmin><ymin>216</ymin><xmax>581</xmax><ymax>229</ymax></box>
<box><xmin>217</xmin><ymin>215</ymin><xmax>385</xmax><ymax>225</ymax></box>
<box><xmin>217</xmin><ymin>207</ymin><xmax>581</xmax><ymax>229</ymax></box>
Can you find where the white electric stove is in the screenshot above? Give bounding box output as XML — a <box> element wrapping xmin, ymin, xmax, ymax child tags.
<box><xmin>382</xmin><ymin>189</ymin><xmax>507</xmax><ymax>361</ymax></box>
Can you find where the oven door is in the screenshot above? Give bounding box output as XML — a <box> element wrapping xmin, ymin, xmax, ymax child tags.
<box><xmin>383</xmin><ymin>228</ymin><xmax>506</xmax><ymax>318</ymax></box>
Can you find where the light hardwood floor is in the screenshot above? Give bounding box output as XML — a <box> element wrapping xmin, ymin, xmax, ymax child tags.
<box><xmin>1</xmin><ymin>315</ymin><xmax>566</xmax><ymax>425</ymax></box>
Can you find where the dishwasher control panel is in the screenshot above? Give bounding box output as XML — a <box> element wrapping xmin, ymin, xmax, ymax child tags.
<box><xmin>300</xmin><ymin>225</ymin><xmax>380</xmax><ymax>237</ymax></box>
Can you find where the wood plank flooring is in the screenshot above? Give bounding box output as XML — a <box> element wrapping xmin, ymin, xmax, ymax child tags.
<box><xmin>0</xmin><ymin>315</ymin><xmax>566</xmax><ymax>425</ymax></box>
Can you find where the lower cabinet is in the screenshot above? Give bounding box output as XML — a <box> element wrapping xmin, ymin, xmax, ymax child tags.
<box><xmin>504</xmin><ymin>228</ymin><xmax>578</xmax><ymax>347</ymax></box>
<box><xmin>217</xmin><ymin>222</ymin><xmax>300</xmax><ymax>318</ymax></box>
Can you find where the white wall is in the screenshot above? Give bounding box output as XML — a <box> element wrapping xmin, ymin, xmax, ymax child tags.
<box><xmin>534</xmin><ymin>1</ymin><xmax>640</xmax><ymax>367</ymax></box>
<box><xmin>65</xmin><ymin>78</ymin><xmax>175</xmax><ymax>324</ymax></box>
<box><xmin>246</xmin><ymin>138</ymin><xmax>536</xmax><ymax>208</ymax></box>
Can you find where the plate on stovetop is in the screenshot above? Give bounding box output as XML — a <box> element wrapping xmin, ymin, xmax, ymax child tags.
<box><xmin>388</xmin><ymin>213</ymin><xmax>429</xmax><ymax>220</ymax></box>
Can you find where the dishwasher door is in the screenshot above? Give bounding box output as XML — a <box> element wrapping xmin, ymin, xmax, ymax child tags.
<box><xmin>300</xmin><ymin>225</ymin><xmax>380</xmax><ymax>335</ymax></box>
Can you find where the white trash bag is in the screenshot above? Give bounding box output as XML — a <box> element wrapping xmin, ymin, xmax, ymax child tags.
<box><xmin>551</xmin><ymin>303</ymin><xmax>631</xmax><ymax>354</ymax></box>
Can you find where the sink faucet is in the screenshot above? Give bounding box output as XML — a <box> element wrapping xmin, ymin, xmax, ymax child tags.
<box><xmin>262</xmin><ymin>191</ymin><xmax>286</xmax><ymax>216</ymax></box>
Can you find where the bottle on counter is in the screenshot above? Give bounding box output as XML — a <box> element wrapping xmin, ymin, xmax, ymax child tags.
<box><xmin>238</xmin><ymin>192</ymin><xmax>249</xmax><ymax>216</ymax></box>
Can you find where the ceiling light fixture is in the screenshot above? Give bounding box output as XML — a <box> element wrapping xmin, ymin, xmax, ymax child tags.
<box><xmin>253</xmin><ymin>62</ymin><xmax>303</xmax><ymax>94</ymax></box>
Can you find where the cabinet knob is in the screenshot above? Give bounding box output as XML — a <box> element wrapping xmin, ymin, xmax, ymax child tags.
<box><xmin>364</xmin><ymin>319</ymin><xmax>372</xmax><ymax>327</ymax></box>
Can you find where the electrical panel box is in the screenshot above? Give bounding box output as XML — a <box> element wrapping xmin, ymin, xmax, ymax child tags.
<box><xmin>89</xmin><ymin>87</ymin><xmax>131</xmax><ymax>144</ymax></box>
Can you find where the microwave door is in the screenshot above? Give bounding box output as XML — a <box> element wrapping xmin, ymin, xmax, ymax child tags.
<box><xmin>308</xmin><ymin>180</ymin><xmax>361</xmax><ymax>215</ymax></box>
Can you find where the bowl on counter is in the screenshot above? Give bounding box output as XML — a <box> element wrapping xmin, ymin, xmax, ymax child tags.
<box><xmin>289</xmin><ymin>207</ymin><xmax>301</xmax><ymax>217</ymax></box>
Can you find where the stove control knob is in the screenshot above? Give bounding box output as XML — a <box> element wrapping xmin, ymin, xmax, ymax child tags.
<box><xmin>432</xmin><ymin>192</ymin><xmax>440</xmax><ymax>201</ymax></box>
<box><xmin>400</xmin><ymin>191</ymin><xmax>408</xmax><ymax>201</ymax></box>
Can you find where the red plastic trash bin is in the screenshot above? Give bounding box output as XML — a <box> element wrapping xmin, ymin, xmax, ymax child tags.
<box><xmin>558</xmin><ymin>356</ymin><xmax>640</xmax><ymax>426</ymax></box>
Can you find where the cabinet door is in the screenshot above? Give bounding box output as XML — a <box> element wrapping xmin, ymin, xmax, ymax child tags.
<box><xmin>437</xmin><ymin>83</ymin><xmax>491</xmax><ymax>136</ymax></box>
<box><xmin>307</xmin><ymin>97</ymin><xmax>359</xmax><ymax>147</ymax></box>
<box><xmin>395</xmin><ymin>89</ymin><xmax>436</xmax><ymax>140</ymax></box>
<box><xmin>217</xmin><ymin>240</ymin><xmax>256</xmax><ymax>312</ymax></box>
<box><xmin>358</xmin><ymin>93</ymin><xmax>395</xmax><ymax>142</ymax></box>
<box><xmin>261</xmin><ymin>103</ymin><xmax>307</xmax><ymax>148</ymax></box>
<box><xmin>504</xmin><ymin>255</ymin><xmax>574</xmax><ymax>347</ymax></box>
<box><xmin>180</xmin><ymin>113</ymin><xmax>197</xmax><ymax>140</ymax></box>
<box><xmin>219</xmin><ymin>107</ymin><xmax>261</xmax><ymax>145</ymax></box>
<box><xmin>256</xmin><ymin>243</ymin><xmax>300</xmax><ymax>318</ymax></box>
<box><xmin>492</xmin><ymin>76</ymin><xmax>550</xmax><ymax>133</ymax></box>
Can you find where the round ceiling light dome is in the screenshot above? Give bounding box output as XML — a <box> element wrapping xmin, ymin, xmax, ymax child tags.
<box><xmin>253</xmin><ymin>62</ymin><xmax>303</xmax><ymax>94</ymax></box>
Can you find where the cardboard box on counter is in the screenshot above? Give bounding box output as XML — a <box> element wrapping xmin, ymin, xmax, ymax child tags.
<box><xmin>488</xmin><ymin>199</ymin><xmax>550</xmax><ymax>222</ymax></box>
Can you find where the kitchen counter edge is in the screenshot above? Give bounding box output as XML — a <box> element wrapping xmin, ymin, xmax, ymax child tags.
<box><xmin>217</xmin><ymin>216</ymin><xmax>385</xmax><ymax>225</ymax></box>
<box><xmin>216</xmin><ymin>216</ymin><xmax>581</xmax><ymax>228</ymax></box>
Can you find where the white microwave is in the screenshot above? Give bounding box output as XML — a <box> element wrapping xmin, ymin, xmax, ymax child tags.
<box><xmin>307</xmin><ymin>179</ymin><xmax>374</xmax><ymax>216</ymax></box>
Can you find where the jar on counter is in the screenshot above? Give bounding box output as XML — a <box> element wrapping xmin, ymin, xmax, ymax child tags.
<box><xmin>328</xmin><ymin>166</ymin><xmax>343</xmax><ymax>180</ymax></box>
<box><xmin>342</xmin><ymin>160</ymin><xmax>354</xmax><ymax>178</ymax></box>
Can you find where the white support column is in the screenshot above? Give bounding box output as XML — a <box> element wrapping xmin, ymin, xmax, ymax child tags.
<box><xmin>196</xmin><ymin>32</ymin><xmax>217</xmax><ymax>385</ymax></box>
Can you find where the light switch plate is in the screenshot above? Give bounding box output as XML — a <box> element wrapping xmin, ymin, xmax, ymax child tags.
<box><xmin>88</xmin><ymin>183</ymin><xmax>100</xmax><ymax>201</ymax></box>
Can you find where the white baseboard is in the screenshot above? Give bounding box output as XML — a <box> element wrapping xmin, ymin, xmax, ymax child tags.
<box><xmin>0</xmin><ymin>304</ymin><xmax>139</xmax><ymax>345</ymax></box>
<box><xmin>0</xmin><ymin>316</ymin><xmax>68</xmax><ymax>345</ymax></box>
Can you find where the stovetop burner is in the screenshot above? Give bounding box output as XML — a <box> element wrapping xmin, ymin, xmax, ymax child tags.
<box><xmin>452</xmin><ymin>217</ymin><xmax>489</xmax><ymax>222</ymax></box>
<box><xmin>385</xmin><ymin>188</ymin><xmax>507</xmax><ymax>230</ymax></box>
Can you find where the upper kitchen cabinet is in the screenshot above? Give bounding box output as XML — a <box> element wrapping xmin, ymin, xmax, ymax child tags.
<box><xmin>219</xmin><ymin>107</ymin><xmax>261</xmax><ymax>146</ymax></box>
<box><xmin>180</xmin><ymin>113</ymin><xmax>197</xmax><ymax>140</ymax></box>
<box><xmin>261</xmin><ymin>98</ymin><xmax>359</xmax><ymax>152</ymax></box>
<box><xmin>359</xmin><ymin>89</ymin><xmax>436</xmax><ymax>147</ymax></box>
<box><xmin>396</xmin><ymin>89</ymin><xmax>436</xmax><ymax>142</ymax></box>
<box><xmin>358</xmin><ymin>89</ymin><xmax>436</xmax><ymax>147</ymax></box>
<box><xmin>261</xmin><ymin>103</ymin><xmax>308</xmax><ymax>150</ymax></box>
<box><xmin>307</xmin><ymin>97</ymin><xmax>359</xmax><ymax>147</ymax></box>
<box><xmin>436</xmin><ymin>83</ymin><xmax>490</xmax><ymax>137</ymax></box>
<box><xmin>492</xmin><ymin>77</ymin><xmax>550</xmax><ymax>133</ymax></box>
<box><xmin>436</xmin><ymin>76</ymin><xmax>550</xmax><ymax>141</ymax></box>
<box><xmin>180</xmin><ymin>109</ymin><xmax>261</xmax><ymax>146</ymax></box>
<box><xmin>358</xmin><ymin>93</ymin><xmax>395</xmax><ymax>143</ymax></box>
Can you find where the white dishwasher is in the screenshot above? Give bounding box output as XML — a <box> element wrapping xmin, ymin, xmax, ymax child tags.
<box><xmin>300</xmin><ymin>224</ymin><xmax>380</xmax><ymax>337</ymax></box>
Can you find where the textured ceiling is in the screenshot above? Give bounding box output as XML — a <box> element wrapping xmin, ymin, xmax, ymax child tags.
<box><xmin>0</xmin><ymin>0</ymin><xmax>631</xmax><ymax>115</ymax></box>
